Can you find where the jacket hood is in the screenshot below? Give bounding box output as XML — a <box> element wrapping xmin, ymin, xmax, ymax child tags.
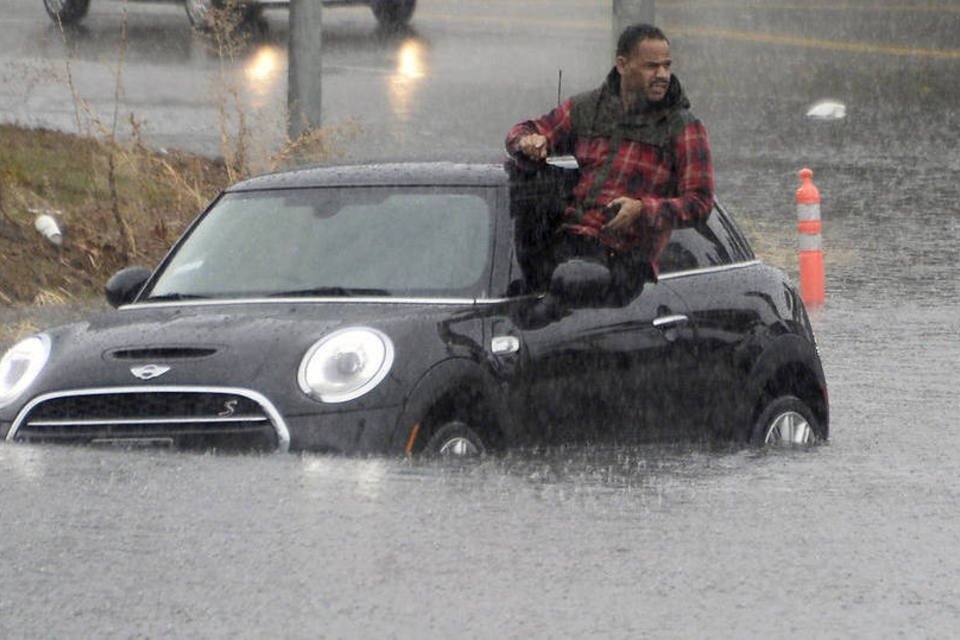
<box><xmin>570</xmin><ymin>69</ymin><xmax>695</xmax><ymax>147</ymax></box>
<box><xmin>602</xmin><ymin>66</ymin><xmax>691</xmax><ymax>114</ymax></box>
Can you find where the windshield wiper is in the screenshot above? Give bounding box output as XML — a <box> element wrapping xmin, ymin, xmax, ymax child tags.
<box><xmin>268</xmin><ymin>287</ymin><xmax>391</xmax><ymax>298</ymax></box>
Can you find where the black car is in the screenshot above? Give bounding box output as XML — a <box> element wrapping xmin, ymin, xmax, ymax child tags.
<box><xmin>0</xmin><ymin>160</ymin><xmax>828</xmax><ymax>456</ymax></box>
<box><xmin>42</xmin><ymin>0</ymin><xmax>416</xmax><ymax>30</ymax></box>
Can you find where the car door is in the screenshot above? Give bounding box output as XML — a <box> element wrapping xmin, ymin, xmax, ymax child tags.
<box><xmin>515</xmin><ymin>278</ymin><xmax>698</xmax><ymax>444</ymax></box>
<box><xmin>656</xmin><ymin>204</ymin><xmax>763</xmax><ymax>437</ymax></box>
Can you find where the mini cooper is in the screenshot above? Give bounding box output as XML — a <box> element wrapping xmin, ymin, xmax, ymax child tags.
<box><xmin>0</xmin><ymin>160</ymin><xmax>828</xmax><ymax>456</ymax></box>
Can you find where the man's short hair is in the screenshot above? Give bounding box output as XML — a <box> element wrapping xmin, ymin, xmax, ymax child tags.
<box><xmin>616</xmin><ymin>23</ymin><xmax>669</xmax><ymax>57</ymax></box>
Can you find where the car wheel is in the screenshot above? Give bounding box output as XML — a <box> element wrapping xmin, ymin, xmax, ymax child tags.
<box><xmin>752</xmin><ymin>395</ymin><xmax>821</xmax><ymax>446</ymax></box>
<box><xmin>43</xmin><ymin>0</ymin><xmax>91</xmax><ymax>25</ymax></box>
<box><xmin>185</xmin><ymin>0</ymin><xmax>258</xmax><ymax>29</ymax></box>
<box><xmin>423</xmin><ymin>420</ymin><xmax>486</xmax><ymax>458</ymax></box>
<box><xmin>370</xmin><ymin>0</ymin><xmax>416</xmax><ymax>29</ymax></box>
<box><xmin>184</xmin><ymin>0</ymin><xmax>216</xmax><ymax>27</ymax></box>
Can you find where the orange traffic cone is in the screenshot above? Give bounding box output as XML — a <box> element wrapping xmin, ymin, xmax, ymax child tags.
<box><xmin>796</xmin><ymin>168</ymin><xmax>825</xmax><ymax>307</ymax></box>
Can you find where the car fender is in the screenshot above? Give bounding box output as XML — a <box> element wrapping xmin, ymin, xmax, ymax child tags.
<box><xmin>390</xmin><ymin>356</ymin><xmax>515</xmax><ymax>453</ymax></box>
<box><xmin>736</xmin><ymin>333</ymin><xmax>828</xmax><ymax>440</ymax></box>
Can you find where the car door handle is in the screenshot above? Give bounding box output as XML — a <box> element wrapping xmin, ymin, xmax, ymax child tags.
<box><xmin>491</xmin><ymin>335</ymin><xmax>520</xmax><ymax>355</ymax></box>
<box><xmin>652</xmin><ymin>314</ymin><xmax>689</xmax><ymax>330</ymax></box>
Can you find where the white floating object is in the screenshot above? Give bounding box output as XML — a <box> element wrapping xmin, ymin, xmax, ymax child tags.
<box><xmin>34</xmin><ymin>213</ymin><xmax>63</xmax><ymax>246</ymax></box>
<box><xmin>806</xmin><ymin>99</ymin><xmax>847</xmax><ymax>121</ymax></box>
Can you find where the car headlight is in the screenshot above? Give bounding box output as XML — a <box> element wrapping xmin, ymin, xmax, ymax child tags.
<box><xmin>298</xmin><ymin>327</ymin><xmax>395</xmax><ymax>403</ymax></box>
<box><xmin>0</xmin><ymin>334</ymin><xmax>52</xmax><ymax>409</ymax></box>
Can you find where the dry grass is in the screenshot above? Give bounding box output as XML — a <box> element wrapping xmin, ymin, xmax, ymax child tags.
<box><xmin>0</xmin><ymin>124</ymin><xmax>230</xmax><ymax>303</ymax></box>
<box><xmin>0</xmin><ymin>318</ymin><xmax>40</xmax><ymax>350</ymax></box>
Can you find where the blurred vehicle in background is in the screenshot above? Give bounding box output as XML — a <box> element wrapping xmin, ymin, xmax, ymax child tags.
<box><xmin>41</xmin><ymin>0</ymin><xmax>417</xmax><ymax>30</ymax></box>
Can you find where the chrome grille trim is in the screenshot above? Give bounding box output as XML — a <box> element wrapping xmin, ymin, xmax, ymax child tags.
<box><xmin>7</xmin><ymin>386</ymin><xmax>291</xmax><ymax>452</ymax></box>
<box><xmin>26</xmin><ymin>416</ymin><xmax>269</xmax><ymax>427</ymax></box>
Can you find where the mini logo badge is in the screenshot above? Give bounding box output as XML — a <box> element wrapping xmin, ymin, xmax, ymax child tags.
<box><xmin>130</xmin><ymin>364</ymin><xmax>171</xmax><ymax>380</ymax></box>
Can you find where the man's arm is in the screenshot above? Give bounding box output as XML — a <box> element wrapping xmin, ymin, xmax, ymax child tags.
<box><xmin>505</xmin><ymin>99</ymin><xmax>577</xmax><ymax>164</ymax></box>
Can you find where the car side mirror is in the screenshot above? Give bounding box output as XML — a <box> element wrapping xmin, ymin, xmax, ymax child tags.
<box><xmin>549</xmin><ymin>258</ymin><xmax>611</xmax><ymax>307</ymax></box>
<box><xmin>105</xmin><ymin>266</ymin><xmax>151</xmax><ymax>308</ymax></box>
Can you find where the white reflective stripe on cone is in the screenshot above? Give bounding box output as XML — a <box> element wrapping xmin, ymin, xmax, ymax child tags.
<box><xmin>798</xmin><ymin>234</ymin><xmax>823</xmax><ymax>251</ymax></box>
<box><xmin>796</xmin><ymin>203</ymin><xmax>821</xmax><ymax>221</ymax></box>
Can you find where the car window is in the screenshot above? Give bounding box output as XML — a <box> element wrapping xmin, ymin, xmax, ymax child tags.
<box><xmin>711</xmin><ymin>203</ymin><xmax>756</xmax><ymax>262</ymax></box>
<box><xmin>149</xmin><ymin>187</ymin><xmax>495</xmax><ymax>298</ymax></box>
<box><xmin>660</xmin><ymin>206</ymin><xmax>735</xmax><ymax>274</ymax></box>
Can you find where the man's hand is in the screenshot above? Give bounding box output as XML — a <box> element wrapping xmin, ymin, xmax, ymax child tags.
<box><xmin>516</xmin><ymin>134</ymin><xmax>549</xmax><ymax>161</ymax></box>
<box><xmin>602</xmin><ymin>196</ymin><xmax>648</xmax><ymax>235</ymax></box>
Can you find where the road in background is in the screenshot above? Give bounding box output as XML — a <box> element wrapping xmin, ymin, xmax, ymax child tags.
<box><xmin>1</xmin><ymin>1</ymin><xmax>959</xmax><ymax>637</ymax></box>
<box><xmin>3</xmin><ymin>0</ymin><xmax>958</xmax><ymax>300</ymax></box>
<box><xmin>6</xmin><ymin>0</ymin><xmax>959</xmax><ymax>161</ymax></box>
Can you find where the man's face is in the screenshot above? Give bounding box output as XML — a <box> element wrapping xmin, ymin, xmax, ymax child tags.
<box><xmin>616</xmin><ymin>37</ymin><xmax>672</xmax><ymax>104</ymax></box>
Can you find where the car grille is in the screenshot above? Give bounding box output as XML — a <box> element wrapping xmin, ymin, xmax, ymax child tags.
<box><xmin>10</xmin><ymin>388</ymin><xmax>289</xmax><ymax>451</ymax></box>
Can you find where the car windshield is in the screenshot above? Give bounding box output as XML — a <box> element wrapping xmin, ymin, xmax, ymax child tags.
<box><xmin>147</xmin><ymin>186</ymin><xmax>495</xmax><ymax>299</ymax></box>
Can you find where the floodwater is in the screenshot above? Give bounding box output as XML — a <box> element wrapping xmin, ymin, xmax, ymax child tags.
<box><xmin>3</xmin><ymin>298</ymin><xmax>958</xmax><ymax>637</ymax></box>
<box><xmin>2</xmin><ymin>1</ymin><xmax>959</xmax><ymax>637</ymax></box>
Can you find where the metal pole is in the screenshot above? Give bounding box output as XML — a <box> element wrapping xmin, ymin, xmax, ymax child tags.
<box><xmin>612</xmin><ymin>0</ymin><xmax>655</xmax><ymax>55</ymax></box>
<box><xmin>288</xmin><ymin>0</ymin><xmax>323</xmax><ymax>140</ymax></box>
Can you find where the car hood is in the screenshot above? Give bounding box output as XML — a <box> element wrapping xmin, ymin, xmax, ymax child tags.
<box><xmin>27</xmin><ymin>299</ymin><xmax>484</xmax><ymax>396</ymax></box>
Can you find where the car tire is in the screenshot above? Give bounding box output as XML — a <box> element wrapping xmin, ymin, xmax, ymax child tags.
<box><xmin>423</xmin><ymin>420</ymin><xmax>486</xmax><ymax>458</ymax></box>
<box><xmin>43</xmin><ymin>0</ymin><xmax>91</xmax><ymax>26</ymax></box>
<box><xmin>185</xmin><ymin>0</ymin><xmax>259</xmax><ymax>30</ymax></box>
<box><xmin>751</xmin><ymin>395</ymin><xmax>821</xmax><ymax>446</ymax></box>
<box><xmin>184</xmin><ymin>0</ymin><xmax>215</xmax><ymax>28</ymax></box>
<box><xmin>370</xmin><ymin>0</ymin><xmax>416</xmax><ymax>29</ymax></box>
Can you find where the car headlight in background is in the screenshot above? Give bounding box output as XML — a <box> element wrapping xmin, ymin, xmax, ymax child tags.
<box><xmin>298</xmin><ymin>327</ymin><xmax>395</xmax><ymax>403</ymax></box>
<box><xmin>0</xmin><ymin>334</ymin><xmax>51</xmax><ymax>409</ymax></box>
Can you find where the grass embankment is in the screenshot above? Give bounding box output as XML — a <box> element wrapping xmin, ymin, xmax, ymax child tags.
<box><xmin>0</xmin><ymin>124</ymin><xmax>229</xmax><ymax>305</ymax></box>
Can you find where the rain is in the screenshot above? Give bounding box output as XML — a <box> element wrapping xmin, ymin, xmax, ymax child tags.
<box><xmin>1</xmin><ymin>0</ymin><xmax>959</xmax><ymax>636</ymax></box>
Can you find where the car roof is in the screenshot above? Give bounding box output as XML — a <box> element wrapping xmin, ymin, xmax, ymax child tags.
<box><xmin>226</xmin><ymin>161</ymin><xmax>513</xmax><ymax>192</ymax></box>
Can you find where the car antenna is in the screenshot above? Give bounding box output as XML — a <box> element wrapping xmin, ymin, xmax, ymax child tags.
<box><xmin>557</xmin><ymin>69</ymin><xmax>563</xmax><ymax>106</ymax></box>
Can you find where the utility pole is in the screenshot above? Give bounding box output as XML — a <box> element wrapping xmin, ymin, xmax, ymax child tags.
<box><xmin>288</xmin><ymin>0</ymin><xmax>323</xmax><ymax>140</ymax></box>
<box><xmin>612</xmin><ymin>0</ymin><xmax>655</xmax><ymax>54</ymax></box>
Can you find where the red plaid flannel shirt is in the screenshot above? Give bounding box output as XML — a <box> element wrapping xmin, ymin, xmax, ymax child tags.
<box><xmin>506</xmin><ymin>96</ymin><xmax>714</xmax><ymax>273</ymax></box>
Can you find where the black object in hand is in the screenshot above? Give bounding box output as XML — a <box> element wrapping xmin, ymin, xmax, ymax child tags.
<box><xmin>603</xmin><ymin>202</ymin><xmax>622</xmax><ymax>220</ymax></box>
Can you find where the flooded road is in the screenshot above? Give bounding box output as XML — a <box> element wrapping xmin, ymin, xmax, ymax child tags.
<box><xmin>3</xmin><ymin>296</ymin><xmax>959</xmax><ymax>637</ymax></box>
<box><xmin>2</xmin><ymin>0</ymin><xmax>960</xmax><ymax>636</ymax></box>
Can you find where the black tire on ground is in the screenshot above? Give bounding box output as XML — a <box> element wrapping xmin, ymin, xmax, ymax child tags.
<box><xmin>43</xmin><ymin>0</ymin><xmax>91</xmax><ymax>26</ymax></box>
<box><xmin>371</xmin><ymin>0</ymin><xmax>416</xmax><ymax>29</ymax></box>
<box><xmin>185</xmin><ymin>0</ymin><xmax>261</xmax><ymax>30</ymax></box>
<box><xmin>751</xmin><ymin>394</ymin><xmax>822</xmax><ymax>446</ymax></box>
<box><xmin>423</xmin><ymin>420</ymin><xmax>486</xmax><ymax>458</ymax></box>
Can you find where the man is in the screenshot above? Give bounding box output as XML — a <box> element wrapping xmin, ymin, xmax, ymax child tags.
<box><xmin>506</xmin><ymin>23</ymin><xmax>714</xmax><ymax>301</ymax></box>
